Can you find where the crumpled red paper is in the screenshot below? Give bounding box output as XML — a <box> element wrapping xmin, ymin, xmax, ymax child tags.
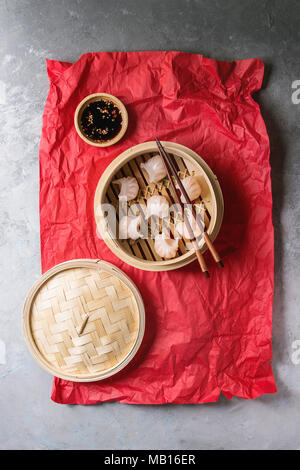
<box><xmin>39</xmin><ymin>51</ymin><xmax>277</xmax><ymax>404</ymax></box>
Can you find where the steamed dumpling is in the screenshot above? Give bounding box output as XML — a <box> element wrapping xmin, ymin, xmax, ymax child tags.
<box><xmin>176</xmin><ymin>176</ymin><xmax>201</xmax><ymax>203</ymax></box>
<box><xmin>113</xmin><ymin>177</ymin><xmax>139</xmax><ymax>201</ymax></box>
<box><xmin>154</xmin><ymin>234</ymin><xmax>179</xmax><ymax>259</ymax></box>
<box><xmin>175</xmin><ymin>214</ymin><xmax>203</xmax><ymax>239</ymax></box>
<box><xmin>146</xmin><ymin>195</ymin><xmax>169</xmax><ymax>219</ymax></box>
<box><xmin>140</xmin><ymin>154</ymin><xmax>167</xmax><ymax>183</ymax></box>
<box><xmin>119</xmin><ymin>215</ymin><xmax>141</xmax><ymax>240</ymax></box>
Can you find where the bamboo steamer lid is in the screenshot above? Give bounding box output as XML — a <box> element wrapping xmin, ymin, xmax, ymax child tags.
<box><xmin>23</xmin><ymin>259</ymin><xmax>145</xmax><ymax>382</ymax></box>
<box><xmin>94</xmin><ymin>141</ymin><xmax>224</xmax><ymax>271</ymax></box>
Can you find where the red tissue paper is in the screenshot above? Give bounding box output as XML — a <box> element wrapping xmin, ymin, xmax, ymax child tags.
<box><xmin>39</xmin><ymin>51</ymin><xmax>277</xmax><ymax>404</ymax></box>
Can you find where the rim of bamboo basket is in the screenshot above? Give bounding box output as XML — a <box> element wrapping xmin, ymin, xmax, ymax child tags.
<box><xmin>74</xmin><ymin>93</ymin><xmax>128</xmax><ymax>147</ymax></box>
<box><xmin>22</xmin><ymin>259</ymin><xmax>145</xmax><ymax>382</ymax></box>
<box><xmin>94</xmin><ymin>141</ymin><xmax>224</xmax><ymax>271</ymax></box>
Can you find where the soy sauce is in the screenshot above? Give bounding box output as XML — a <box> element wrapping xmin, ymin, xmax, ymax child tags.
<box><xmin>81</xmin><ymin>99</ymin><xmax>123</xmax><ymax>141</ymax></box>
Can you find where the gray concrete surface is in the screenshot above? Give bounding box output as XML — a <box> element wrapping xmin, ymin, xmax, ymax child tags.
<box><xmin>0</xmin><ymin>0</ymin><xmax>299</xmax><ymax>450</ymax></box>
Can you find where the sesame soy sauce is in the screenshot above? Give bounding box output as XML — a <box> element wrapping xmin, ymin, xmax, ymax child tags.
<box><xmin>81</xmin><ymin>99</ymin><xmax>123</xmax><ymax>141</ymax></box>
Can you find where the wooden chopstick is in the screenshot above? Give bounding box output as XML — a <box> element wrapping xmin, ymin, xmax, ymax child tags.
<box><xmin>156</xmin><ymin>138</ymin><xmax>223</xmax><ymax>269</ymax></box>
<box><xmin>155</xmin><ymin>138</ymin><xmax>209</xmax><ymax>277</ymax></box>
<box><xmin>78</xmin><ymin>315</ymin><xmax>89</xmax><ymax>335</ymax></box>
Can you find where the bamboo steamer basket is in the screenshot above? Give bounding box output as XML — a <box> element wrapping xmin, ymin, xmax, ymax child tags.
<box><xmin>94</xmin><ymin>141</ymin><xmax>224</xmax><ymax>271</ymax></box>
<box><xmin>23</xmin><ymin>259</ymin><xmax>145</xmax><ymax>382</ymax></box>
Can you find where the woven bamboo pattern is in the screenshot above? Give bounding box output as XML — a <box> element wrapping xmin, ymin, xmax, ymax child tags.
<box><xmin>29</xmin><ymin>266</ymin><xmax>140</xmax><ymax>377</ymax></box>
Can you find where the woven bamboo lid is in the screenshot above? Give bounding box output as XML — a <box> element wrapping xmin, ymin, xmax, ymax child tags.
<box><xmin>23</xmin><ymin>259</ymin><xmax>145</xmax><ymax>382</ymax></box>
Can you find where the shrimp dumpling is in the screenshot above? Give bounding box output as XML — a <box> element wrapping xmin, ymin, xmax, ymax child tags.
<box><xmin>175</xmin><ymin>214</ymin><xmax>203</xmax><ymax>239</ymax></box>
<box><xmin>154</xmin><ymin>234</ymin><xmax>179</xmax><ymax>259</ymax></box>
<box><xmin>119</xmin><ymin>215</ymin><xmax>141</xmax><ymax>240</ymax></box>
<box><xmin>140</xmin><ymin>154</ymin><xmax>167</xmax><ymax>183</ymax></box>
<box><xmin>146</xmin><ymin>195</ymin><xmax>169</xmax><ymax>219</ymax></box>
<box><xmin>176</xmin><ymin>176</ymin><xmax>201</xmax><ymax>203</ymax></box>
<box><xmin>113</xmin><ymin>177</ymin><xmax>139</xmax><ymax>201</ymax></box>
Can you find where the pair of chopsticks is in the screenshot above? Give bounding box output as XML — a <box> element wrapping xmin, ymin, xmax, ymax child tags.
<box><xmin>155</xmin><ymin>138</ymin><xmax>223</xmax><ymax>278</ymax></box>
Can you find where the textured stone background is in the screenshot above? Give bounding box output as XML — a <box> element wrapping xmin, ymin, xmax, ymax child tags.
<box><xmin>0</xmin><ymin>0</ymin><xmax>299</xmax><ymax>450</ymax></box>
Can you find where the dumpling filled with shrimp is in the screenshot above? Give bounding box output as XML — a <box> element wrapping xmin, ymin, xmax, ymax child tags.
<box><xmin>154</xmin><ymin>234</ymin><xmax>179</xmax><ymax>259</ymax></box>
<box><xmin>146</xmin><ymin>195</ymin><xmax>169</xmax><ymax>219</ymax></box>
<box><xmin>175</xmin><ymin>213</ymin><xmax>203</xmax><ymax>240</ymax></box>
<box><xmin>176</xmin><ymin>176</ymin><xmax>201</xmax><ymax>203</ymax></box>
<box><xmin>140</xmin><ymin>154</ymin><xmax>167</xmax><ymax>183</ymax></box>
<box><xmin>119</xmin><ymin>215</ymin><xmax>141</xmax><ymax>240</ymax></box>
<box><xmin>113</xmin><ymin>176</ymin><xmax>139</xmax><ymax>201</ymax></box>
